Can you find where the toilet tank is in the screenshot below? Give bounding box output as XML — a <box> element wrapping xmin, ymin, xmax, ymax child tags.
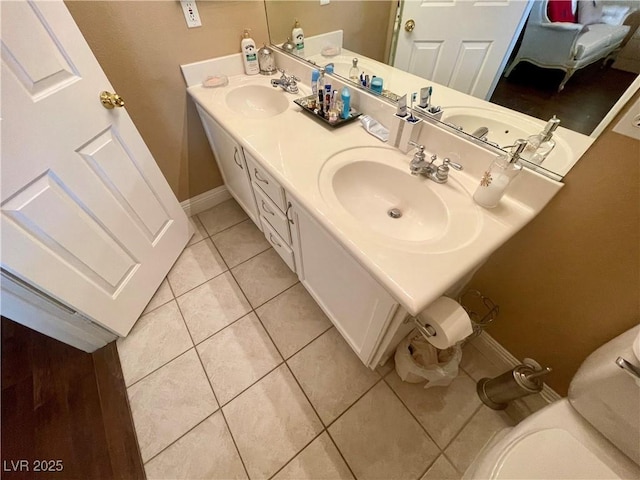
<box><xmin>569</xmin><ymin>325</ymin><xmax>640</xmax><ymax>466</ymax></box>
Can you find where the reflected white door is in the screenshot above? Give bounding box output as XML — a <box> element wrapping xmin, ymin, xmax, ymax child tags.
<box><xmin>1</xmin><ymin>0</ymin><xmax>191</xmax><ymax>336</ymax></box>
<box><xmin>394</xmin><ymin>0</ymin><xmax>532</xmax><ymax>99</ymax></box>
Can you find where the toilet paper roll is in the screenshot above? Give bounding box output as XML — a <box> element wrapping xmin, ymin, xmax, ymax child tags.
<box><xmin>418</xmin><ymin>296</ymin><xmax>473</xmax><ymax>349</ymax></box>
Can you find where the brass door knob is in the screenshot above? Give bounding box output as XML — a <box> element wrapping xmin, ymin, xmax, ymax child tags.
<box><xmin>404</xmin><ymin>19</ymin><xmax>416</xmax><ymax>32</ymax></box>
<box><xmin>100</xmin><ymin>91</ymin><xmax>125</xmax><ymax>109</ymax></box>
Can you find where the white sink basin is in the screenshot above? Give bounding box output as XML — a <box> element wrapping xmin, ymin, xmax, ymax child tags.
<box><xmin>443</xmin><ymin>107</ymin><xmax>542</xmax><ymax>148</ymax></box>
<box><xmin>225</xmin><ymin>85</ymin><xmax>290</xmax><ymax>118</ymax></box>
<box><xmin>319</xmin><ymin>147</ymin><xmax>482</xmax><ymax>253</ymax></box>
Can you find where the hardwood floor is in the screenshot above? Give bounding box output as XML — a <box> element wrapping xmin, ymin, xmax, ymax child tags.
<box><xmin>1</xmin><ymin>317</ymin><xmax>145</xmax><ymax>480</ymax></box>
<box><xmin>490</xmin><ymin>61</ymin><xmax>637</xmax><ymax>135</ymax></box>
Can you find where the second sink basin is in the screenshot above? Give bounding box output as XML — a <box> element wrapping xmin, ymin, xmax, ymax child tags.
<box><xmin>225</xmin><ymin>85</ymin><xmax>290</xmax><ymax>118</ymax></box>
<box><xmin>319</xmin><ymin>147</ymin><xmax>482</xmax><ymax>254</ymax></box>
<box><xmin>443</xmin><ymin>107</ymin><xmax>542</xmax><ymax>148</ymax></box>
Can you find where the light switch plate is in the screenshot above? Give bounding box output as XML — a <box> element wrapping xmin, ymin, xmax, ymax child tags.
<box><xmin>613</xmin><ymin>97</ymin><xmax>640</xmax><ymax>141</ymax></box>
<box><xmin>320</xmin><ymin>0</ymin><xmax>330</xmax><ymax>5</ymax></box>
<box><xmin>180</xmin><ymin>1</ymin><xmax>202</xmax><ymax>28</ymax></box>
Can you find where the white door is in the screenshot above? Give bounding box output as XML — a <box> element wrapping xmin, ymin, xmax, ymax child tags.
<box><xmin>1</xmin><ymin>0</ymin><xmax>191</xmax><ymax>336</ymax></box>
<box><xmin>394</xmin><ymin>0</ymin><xmax>532</xmax><ymax>99</ymax></box>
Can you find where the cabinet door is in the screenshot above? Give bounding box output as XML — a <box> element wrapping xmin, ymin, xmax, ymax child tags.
<box><xmin>289</xmin><ymin>199</ymin><xmax>398</xmax><ymax>366</ymax></box>
<box><xmin>195</xmin><ymin>106</ymin><xmax>260</xmax><ymax>226</ymax></box>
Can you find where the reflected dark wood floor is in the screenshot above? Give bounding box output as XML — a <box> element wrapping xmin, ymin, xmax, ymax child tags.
<box><xmin>490</xmin><ymin>61</ymin><xmax>637</xmax><ymax>135</ymax></box>
<box><xmin>1</xmin><ymin>317</ymin><xmax>145</xmax><ymax>480</ymax></box>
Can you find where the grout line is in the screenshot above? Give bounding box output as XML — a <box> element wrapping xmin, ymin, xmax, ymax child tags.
<box><xmin>266</xmin><ymin>430</ymin><xmax>326</xmax><ymax>480</ymax></box>
<box><xmin>441</xmin><ymin>403</ymin><xmax>485</xmax><ymax>453</ymax></box>
<box><xmin>380</xmin><ymin>375</ymin><xmax>443</xmax><ymax>452</ymax></box>
<box><xmin>141</xmin><ymin>411</ymin><xmax>217</xmax><ymax>467</ymax></box>
<box><xmin>226</xmin><ymin>248</ymin><xmax>298</xmax><ymax>311</ymax></box>
<box><xmin>323</xmin><ymin>430</ymin><xmax>359</xmax><ymax>480</ymax></box>
<box><xmin>216</xmin><ymin>359</ymin><xmax>285</xmax><ymax>409</ymax></box>
<box><xmin>322</xmin><ymin>376</ymin><xmax>384</xmax><ymax>430</ymax></box>
<box><xmin>174</xmin><ymin>295</ymin><xmax>253</xmax><ymax>480</ymax></box>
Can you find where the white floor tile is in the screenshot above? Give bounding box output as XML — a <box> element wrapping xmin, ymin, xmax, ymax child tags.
<box><xmin>197</xmin><ymin>312</ymin><xmax>282</xmax><ymax>405</ymax></box>
<box><xmin>288</xmin><ymin>328</ymin><xmax>379</xmax><ymax>425</ymax></box>
<box><xmin>386</xmin><ymin>370</ymin><xmax>482</xmax><ymax>448</ymax></box>
<box><xmin>198</xmin><ymin>199</ymin><xmax>248</xmax><ymax>236</ymax></box>
<box><xmin>273</xmin><ymin>432</ymin><xmax>354</xmax><ymax>480</ymax></box>
<box><xmin>421</xmin><ymin>455</ymin><xmax>461</xmax><ymax>480</ymax></box>
<box><xmin>444</xmin><ymin>405</ymin><xmax>515</xmax><ymax>473</ymax></box>
<box><xmin>117</xmin><ymin>301</ymin><xmax>192</xmax><ymax>386</ymax></box>
<box><xmin>212</xmin><ymin>219</ymin><xmax>270</xmax><ymax>268</ymax></box>
<box><xmin>167</xmin><ymin>239</ymin><xmax>227</xmax><ymax>297</ymax></box>
<box><xmin>144</xmin><ymin>412</ymin><xmax>247</xmax><ymax>480</ymax></box>
<box><xmin>329</xmin><ymin>381</ymin><xmax>439</xmax><ymax>480</ymax></box>
<box><xmin>257</xmin><ymin>283</ymin><xmax>332</xmax><ymax>359</ymax></box>
<box><xmin>186</xmin><ymin>215</ymin><xmax>209</xmax><ymax>247</ymax></box>
<box><xmin>231</xmin><ymin>249</ymin><xmax>297</xmax><ymax>307</ymax></box>
<box><xmin>223</xmin><ymin>364</ymin><xmax>323</xmax><ymax>479</ymax></box>
<box><xmin>128</xmin><ymin>350</ymin><xmax>218</xmax><ymax>462</ymax></box>
<box><xmin>177</xmin><ymin>272</ymin><xmax>251</xmax><ymax>344</ymax></box>
<box><xmin>141</xmin><ymin>278</ymin><xmax>174</xmax><ymax>315</ymax></box>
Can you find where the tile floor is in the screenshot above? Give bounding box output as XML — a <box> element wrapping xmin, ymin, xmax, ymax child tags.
<box><xmin>117</xmin><ymin>199</ymin><xmax>518</xmax><ymax>480</ymax></box>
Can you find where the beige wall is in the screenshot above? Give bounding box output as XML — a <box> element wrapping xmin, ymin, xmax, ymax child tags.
<box><xmin>66</xmin><ymin>1</ymin><xmax>269</xmax><ymax>202</ymax></box>
<box><xmin>265</xmin><ymin>1</ymin><xmax>394</xmax><ymax>62</ymax></box>
<box><xmin>468</xmin><ymin>93</ymin><xmax>640</xmax><ymax>395</ymax></box>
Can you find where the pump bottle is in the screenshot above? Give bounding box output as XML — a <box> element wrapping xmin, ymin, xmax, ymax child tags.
<box><xmin>349</xmin><ymin>58</ymin><xmax>359</xmax><ymax>82</ymax></box>
<box><xmin>473</xmin><ymin>140</ymin><xmax>527</xmax><ymax>208</ymax></box>
<box><xmin>524</xmin><ymin>116</ymin><xmax>560</xmax><ymax>165</ymax></box>
<box><xmin>292</xmin><ymin>19</ymin><xmax>305</xmax><ymax>57</ymax></box>
<box><xmin>240</xmin><ymin>30</ymin><xmax>259</xmax><ymax>75</ymax></box>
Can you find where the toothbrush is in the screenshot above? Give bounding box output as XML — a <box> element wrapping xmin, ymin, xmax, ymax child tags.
<box><xmin>410</xmin><ymin>92</ymin><xmax>417</xmax><ymax>121</ymax></box>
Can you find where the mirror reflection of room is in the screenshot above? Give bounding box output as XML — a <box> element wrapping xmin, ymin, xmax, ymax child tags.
<box><xmin>265</xmin><ymin>0</ymin><xmax>639</xmax><ymax>136</ymax></box>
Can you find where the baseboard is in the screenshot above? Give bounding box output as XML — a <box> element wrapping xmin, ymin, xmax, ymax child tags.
<box><xmin>472</xmin><ymin>332</ymin><xmax>562</xmax><ymax>404</ymax></box>
<box><xmin>180</xmin><ymin>185</ymin><xmax>231</xmax><ymax>217</ymax></box>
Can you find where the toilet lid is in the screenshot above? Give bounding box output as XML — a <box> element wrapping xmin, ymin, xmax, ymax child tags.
<box><xmin>491</xmin><ymin>428</ymin><xmax>619</xmax><ymax>479</ymax></box>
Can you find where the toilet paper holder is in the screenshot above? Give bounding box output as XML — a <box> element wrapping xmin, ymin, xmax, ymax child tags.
<box><xmin>406</xmin><ymin>316</ymin><xmax>437</xmax><ymax>340</ymax></box>
<box><xmin>458</xmin><ymin>289</ymin><xmax>499</xmax><ymax>339</ymax></box>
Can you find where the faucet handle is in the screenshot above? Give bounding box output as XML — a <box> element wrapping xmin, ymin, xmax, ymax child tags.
<box><xmin>442</xmin><ymin>157</ymin><xmax>463</xmax><ymax>170</ymax></box>
<box><xmin>408</xmin><ymin>141</ymin><xmax>424</xmax><ymax>152</ymax></box>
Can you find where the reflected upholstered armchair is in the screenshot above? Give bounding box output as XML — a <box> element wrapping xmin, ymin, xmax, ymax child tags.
<box><xmin>505</xmin><ymin>0</ymin><xmax>631</xmax><ymax>91</ymax></box>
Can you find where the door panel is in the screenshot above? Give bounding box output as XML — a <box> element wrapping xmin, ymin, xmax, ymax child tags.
<box><xmin>1</xmin><ymin>0</ymin><xmax>190</xmax><ymax>336</ymax></box>
<box><xmin>395</xmin><ymin>0</ymin><xmax>531</xmax><ymax>99</ymax></box>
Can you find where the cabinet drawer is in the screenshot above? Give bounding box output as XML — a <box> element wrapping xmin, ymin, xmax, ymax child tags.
<box><xmin>244</xmin><ymin>150</ymin><xmax>286</xmax><ymax>211</ymax></box>
<box><xmin>253</xmin><ymin>183</ymin><xmax>291</xmax><ymax>244</ymax></box>
<box><xmin>260</xmin><ymin>216</ymin><xmax>295</xmax><ymax>273</ymax></box>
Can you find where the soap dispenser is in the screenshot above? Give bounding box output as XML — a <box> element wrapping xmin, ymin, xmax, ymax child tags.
<box><xmin>349</xmin><ymin>58</ymin><xmax>359</xmax><ymax>82</ymax></box>
<box><xmin>240</xmin><ymin>30</ymin><xmax>259</xmax><ymax>75</ymax></box>
<box><xmin>524</xmin><ymin>115</ymin><xmax>561</xmax><ymax>165</ymax></box>
<box><xmin>292</xmin><ymin>19</ymin><xmax>305</xmax><ymax>57</ymax></box>
<box><xmin>473</xmin><ymin>140</ymin><xmax>527</xmax><ymax>208</ymax></box>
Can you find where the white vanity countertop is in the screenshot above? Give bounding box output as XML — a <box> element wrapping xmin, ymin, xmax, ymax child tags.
<box><xmin>184</xmin><ymin>57</ymin><xmax>564</xmax><ymax>315</ymax></box>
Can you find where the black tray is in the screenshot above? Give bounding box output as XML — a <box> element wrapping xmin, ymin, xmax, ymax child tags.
<box><xmin>293</xmin><ymin>95</ymin><xmax>361</xmax><ymax>128</ymax></box>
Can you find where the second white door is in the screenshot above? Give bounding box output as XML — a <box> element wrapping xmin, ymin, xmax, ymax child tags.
<box><xmin>394</xmin><ymin>0</ymin><xmax>532</xmax><ymax>99</ymax></box>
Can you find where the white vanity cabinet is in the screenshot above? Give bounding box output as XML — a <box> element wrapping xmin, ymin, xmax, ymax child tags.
<box><xmin>244</xmin><ymin>152</ymin><xmax>297</xmax><ymax>272</ymax></box>
<box><xmin>195</xmin><ymin>105</ymin><xmax>260</xmax><ymax>226</ymax></box>
<box><xmin>288</xmin><ymin>198</ymin><xmax>401</xmax><ymax>366</ymax></box>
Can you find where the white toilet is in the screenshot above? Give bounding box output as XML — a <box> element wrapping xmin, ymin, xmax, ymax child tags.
<box><xmin>464</xmin><ymin>325</ymin><xmax>640</xmax><ymax>479</ymax></box>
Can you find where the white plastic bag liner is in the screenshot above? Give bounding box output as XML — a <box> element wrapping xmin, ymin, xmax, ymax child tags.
<box><xmin>394</xmin><ymin>330</ymin><xmax>462</xmax><ymax>388</ymax></box>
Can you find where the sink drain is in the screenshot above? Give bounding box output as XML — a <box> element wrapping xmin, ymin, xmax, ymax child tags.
<box><xmin>388</xmin><ymin>208</ymin><xmax>402</xmax><ymax>219</ymax></box>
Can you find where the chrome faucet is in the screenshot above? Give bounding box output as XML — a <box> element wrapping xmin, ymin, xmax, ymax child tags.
<box><xmin>408</xmin><ymin>142</ymin><xmax>463</xmax><ymax>183</ymax></box>
<box><xmin>271</xmin><ymin>69</ymin><xmax>299</xmax><ymax>94</ymax></box>
<box><xmin>471</xmin><ymin>126</ymin><xmax>489</xmax><ymax>141</ymax></box>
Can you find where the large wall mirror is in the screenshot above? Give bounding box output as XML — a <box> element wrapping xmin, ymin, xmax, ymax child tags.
<box><xmin>265</xmin><ymin>0</ymin><xmax>639</xmax><ymax>176</ymax></box>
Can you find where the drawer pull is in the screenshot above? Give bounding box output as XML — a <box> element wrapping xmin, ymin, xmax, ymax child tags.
<box><xmin>285</xmin><ymin>201</ymin><xmax>294</xmax><ymax>224</ymax></box>
<box><xmin>261</xmin><ymin>200</ymin><xmax>275</xmax><ymax>216</ymax></box>
<box><xmin>233</xmin><ymin>148</ymin><xmax>243</xmax><ymax>169</ymax></box>
<box><xmin>269</xmin><ymin>232</ymin><xmax>282</xmax><ymax>248</ymax></box>
<box><xmin>254</xmin><ymin>168</ymin><xmax>269</xmax><ymax>184</ymax></box>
